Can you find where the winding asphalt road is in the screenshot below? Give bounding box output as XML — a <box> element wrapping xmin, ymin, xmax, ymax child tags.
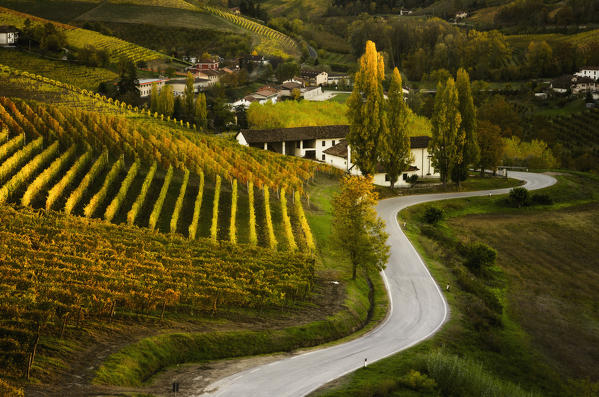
<box><xmin>199</xmin><ymin>172</ymin><xmax>556</xmax><ymax>397</ymax></box>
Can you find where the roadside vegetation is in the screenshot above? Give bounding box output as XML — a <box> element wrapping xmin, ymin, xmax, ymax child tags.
<box><xmin>313</xmin><ymin>171</ymin><xmax>599</xmax><ymax>397</ymax></box>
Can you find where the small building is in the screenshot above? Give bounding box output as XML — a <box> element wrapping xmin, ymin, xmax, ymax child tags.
<box><xmin>165</xmin><ymin>77</ymin><xmax>210</xmax><ymax>96</ymax></box>
<box><xmin>301</xmin><ymin>70</ymin><xmax>328</xmax><ymax>86</ymax></box>
<box><xmin>302</xmin><ymin>86</ymin><xmax>322</xmax><ymax>101</ymax></box>
<box><xmin>323</xmin><ymin>137</ymin><xmax>436</xmax><ymax>187</ymax></box>
<box><xmin>550</xmin><ymin>75</ymin><xmax>571</xmax><ymax>94</ymax></box>
<box><xmin>455</xmin><ymin>11</ymin><xmax>468</xmax><ymax>19</ymax></box>
<box><xmin>0</xmin><ymin>25</ymin><xmax>18</xmax><ymax>47</ymax></box>
<box><xmin>197</xmin><ymin>69</ymin><xmax>223</xmax><ymax>85</ymax></box>
<box><xmin>571</xmin><ymin>76</ymin><xmax>598</xmax><ymax>94</ymax></box>
<box><xmin>326</xmin><ymin>73</ymin><xmax>351</xmax><ymax>87</ymax></box>
<box><xmin>195</xmin><ymin>59</ymin><xmax>219</xmax><ymax>71</ymax></box>
<box><xmin>575</xmin><ymin>67</ymin><xmax>599</xmax><ymax>80</ymax></box>
<box><xmin>137</xmin><ymin>78</ymin><xmax>167</xmax><ymax>98</ymax></box>
<box><xmin>229</xmin><ymin>7</ymin><xmax>241</xmax><ymax>15</ymax></box>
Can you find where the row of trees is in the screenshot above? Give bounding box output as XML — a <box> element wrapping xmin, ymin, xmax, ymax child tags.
<box><xmin>149</xmin><ymin>73</ymin><xmax>208</xmax><ymax>129</ymax></box>
<box><xmin>347</xmin><ymin>41</ymin><xmax>412</xmax><ymax>189</ymax></box>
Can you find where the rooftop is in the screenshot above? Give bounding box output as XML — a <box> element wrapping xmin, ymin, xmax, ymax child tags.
<box><xmin>239</xmin><ymin>125</ymin><xmax>349</xmax><ymax>143</ymax></box>
<box><xmin>138</xmin><ymin>78</ymin><xmax>166</xmax><ymax>85</ymax></box>
<box><xmin>0</xmin><ymin>25</ymin><xmax>18</xmax><ymax>33</ymax></box>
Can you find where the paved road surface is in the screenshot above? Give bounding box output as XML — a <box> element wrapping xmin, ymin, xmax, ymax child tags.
<box><xmin>199</xmin><ymin>172</ymin><xmax>556</xmax><ymax>397</ymax></box>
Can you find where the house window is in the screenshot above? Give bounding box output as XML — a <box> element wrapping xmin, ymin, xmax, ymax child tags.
<box><xmin>332</xmin><ymin>140</ymin><xmax>336</xmax><ymax>146</ymax></box>
<box><xmin>322</xmin><ymin>154</ymin><xmax>325</xmax><ymax>161</ymax></box>
<box><xmin>403</xmin><ymin>173</ymin><xmax>408</xmax><ymax>181</ymax></box>
<box><xmin>322</xmin><ymin>141</ymin><xmax>326</xmax><ymax>147</ymax></box>
<box><xmin>385</xmin><ymin>174</ymin><xmax>390</xmax><ymax>182</ymax></box>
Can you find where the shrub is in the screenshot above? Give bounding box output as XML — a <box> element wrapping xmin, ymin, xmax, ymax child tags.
<box><xmin>408</xmin><ymin>174</ymin><xmax>419</xmax><ymax>184</ymax></box>
<box><xmin>423</xmin><ymin>206</ymin><xmax>443</xmax><ymax>224</ymax></box>
<box><xmin>531</xmin><ymin>193</ymin><xmax>553</xmax><ymax>205</ymax></box>
<box><xmin>399</xmin><ymin>369</ymin><xmax>437</xmax><ymax>392</ymax></box>
<box><xmin>508</xmin><ymin>187</ymin><xmax>530</xmax><ymax>208</ymax></box>
<box><xmin>464</xmin><ymin>242</ymin><xmax>497</xmax><ymax>272</ymax></box>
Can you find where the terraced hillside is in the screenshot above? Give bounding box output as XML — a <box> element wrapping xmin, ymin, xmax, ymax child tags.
<box><xmin>0</xmin><ymin>6</ymin><xmax>164</xmax><ymax>62</ymax></box>
<box><xmin>0</xmin><ymin>0</ymin><xmax>300</xmax><ymax>58</ymax></box>
<box><xmin>0</xmin><ymin>96</ymin><xmax>318</xmax><ymax>244</ymax></box>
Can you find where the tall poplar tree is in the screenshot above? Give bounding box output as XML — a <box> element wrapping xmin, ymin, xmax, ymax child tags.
<box><xmin>183</xmin><ymin>72</ymin><xmax>196</xmax><ymax>122</ymax></box>
<box><xmin>379</xmin><ymin>67</ymin><xmax>412</xmax><ymax>189</ymax></box>
<box><xmin>195</xmin><ymin>93</ymin><xmax>207</xmax><ymax>130</ymax></box>
<box><xmin>347</xmin><ymin>40</ymin><xmax>387</xmax><ymax>176</ymax></box>
<box><xmin>150</xmin><ymin>82</ymin><xmax>159</xmax><ymax>113</ymax></box>
<box><xmin>452</xmin><ymin>68</ymin><xmax>479</xmax><ymax>187</ymax></box>
<box><xmin>430</xmin><ymin>78</ymin><xmax>462</xmax><ymax>186</ymax></box>
<box><xmin>158</xmin><ymin>85</ymin><xmax>174</xmax><ymax>117</ymax></box>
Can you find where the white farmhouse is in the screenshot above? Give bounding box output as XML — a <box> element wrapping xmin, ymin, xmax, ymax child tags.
<box><xmin>137</xmin><ymin>78</ymin><xmax>167</xmax><ymax>98</ymax></box>
<box><xmin>0</xmin><ymin>26</ymin><xmax>18</xmax><ymax>47</ymax></box>
<box><xmin>575</xmin><ymin>67</ymin><xmax>599</xmax><ymax>80</ymax></box>
<box><xmin>323</xmin><ymin>138</ymin><xmax>436</xmax><ymax>187</ymax></box>
<box><xmin>236</xmin><ymin>125</ymin><xmax>438</xmax><ymax>186</ymax></box>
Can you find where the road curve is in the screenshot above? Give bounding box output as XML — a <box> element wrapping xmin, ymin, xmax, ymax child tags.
<box><xmin>199</xmin><ymin>172</ymin><xmax>556</xmax><ymax>397</ymax></box>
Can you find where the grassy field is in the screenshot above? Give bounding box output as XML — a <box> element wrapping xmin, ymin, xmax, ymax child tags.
<box><xmin>0</xmin><ymin>49</ymin><xmax>117</xmax><ymax>91</ymax></box>
<box><xmin>314</xmin><ymin>171</ymin><xmax>599</xmax><ymax>397</ymax></box>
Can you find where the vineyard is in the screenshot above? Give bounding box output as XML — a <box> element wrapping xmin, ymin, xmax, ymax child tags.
<box><xmin>0</xmin><ymin>50</ymin><xmax>118</xmax><ymax>93</ymax></box>
<box><xmin>0</xmin><ymin>96</ymin><xmax>322</xmax><ymax>241</ymax></box>
<box><xmin>0</xmin><ymin>203</ymin><xmax>315</xmax><ymax>380</ymax></box>
<box><xmin>199</xmin><ymin>4</ymin><xmax>300</xmax><ymax>58</ymax></box>
<box><xmin>548</xmin><ymin>107</ymin><xmax>599</xmax><ymax>155</ymax></box>
<box><xmin>0</xmin><ymin>6</ymin><xmax>164</xmax><ymax>62</ymax></box>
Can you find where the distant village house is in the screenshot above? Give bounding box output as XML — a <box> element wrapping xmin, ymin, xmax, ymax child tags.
<box><xmin>137</xmin><ymin>78</ymin><xmax>167</xmax><ymax>98</ymax></box>
<box><xmin>301</xmin><ymin>70</ymin><xmax>328</xmax><ymax>86</ymax></box>
<box><xmin>0</xmin><ymin>25</ymin><xmax>18</xmax><ymax>47</ymax></box>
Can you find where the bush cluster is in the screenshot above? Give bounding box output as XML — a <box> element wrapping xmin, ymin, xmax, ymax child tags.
<box><xmin>423</xmin><ymin>206</ymin><xmax>443</xmax><ymax>224</ymax></box>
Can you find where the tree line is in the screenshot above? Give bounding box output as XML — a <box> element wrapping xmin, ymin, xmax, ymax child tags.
<box><xmin>346</xmin><ymin>17</ymin><xmax>599</xmax><ymax>81</ymax></box>
<box><xmin>149</xmin><ymin>73</ymin><xmax>208</xmax><ymax>129</ymax></box>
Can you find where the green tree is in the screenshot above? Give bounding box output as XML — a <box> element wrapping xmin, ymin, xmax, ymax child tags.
<box><xmin>526</xmin><ymin>41</ymin><xmax>554</xmax><ymax>77</ymax></box>
<box><xmin>332</xmin><ymin>175</ymin><xmax>389</xmax><ymax>280</ymax></box>
<box><xmin>347</xmin><ymin>40</ymin><xmax>388</xmax><ymax>176</ymax></box>
<box><xmin>117</xmin><ymin>57</ymin><xmax>140</xmax><ymax>104</ymax></box>
<box><xmin>430</xmin><ymin>78</ymin><xmax>462</xmax><ymax>185</ymax></box>
<box><xmin>194</xmin><ymin>93</ymin><xmax>207</xmax><ymax>130</ymax></box>
<box><xmin>476</xmin><ymin>120</ymin><xmax>504</xmax><ymax>175</ymax></box>
<box><xmin>379</xmin><ymin>67</ymin><xmax>412</xmax><ymax>189</ymax></box>
<box><xmin>452</xmin><ymin>68</ymin><xmax>479</xmax><ymax>187</ymax></box>
<box><xmin>150</xmin><ymin>82</ymin><xmax>159</xmax><ymax>113</ymax></box>
<box><xmin>275</xmin><ymin>61</ymin><xmax>299</xmax><ymax>82</ymax></box>
<box><xmin>183</xmin><ymin>72</ymin><xmax>196</xmax><ymax>122</ymax></box>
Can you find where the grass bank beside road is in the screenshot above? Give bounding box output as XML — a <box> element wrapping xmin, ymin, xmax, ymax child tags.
<box><xmin>313</xmin><ymin>172</ymin><xmax>599</xmax><ymax>397</ymax></box>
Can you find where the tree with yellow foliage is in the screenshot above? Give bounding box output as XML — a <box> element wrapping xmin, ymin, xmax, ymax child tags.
<box><xmin>332</xmin><ymin>175</ymin><xmax>389</xmax><ymax>280</ymax></box>
<box><xmin>347</xmin><ymin>40</ymin><xmax>388</xmax><ymax>176</ymax></box>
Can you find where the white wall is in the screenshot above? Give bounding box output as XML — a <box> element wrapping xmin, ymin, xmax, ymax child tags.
<box><xmin>324</xmin><ymin>153</ymin><xmax>347</xmax><ymax>169</ymax></box>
